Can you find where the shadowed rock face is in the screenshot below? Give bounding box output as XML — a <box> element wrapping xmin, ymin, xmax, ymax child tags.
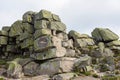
<box><xmin>0</xmin><ymin>10</ymin><xmax>120</xmax><ymax>80</ymax></box>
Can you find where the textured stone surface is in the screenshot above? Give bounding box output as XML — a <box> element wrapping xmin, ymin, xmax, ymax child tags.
<box><xmin>36</xmin><ymin>57</ymin><xmax>76</xmax><ymax>75</ymax></box>
<box><xmin>22</xmin><ymin>11</ymin><xmax>35</xmax><ymax>24</ymax></box>
<box><xmin>0</xmin><ymin>36</ymin><xmax>8</xmax><ymax>45</ymax></box>
<box><xmin>34</xmin><ymin>35</ymin><xmax>52</xmax><ymax>52</ymax></box>
<box><xmin>75</xmin><ymin>38</ymin><xmax>95</xmax><ymax>48</ymax></box>
<box><xmin>106</xmin><ymin>40</ymin><xmax>120</xmax><ymax>47</ymax></box>
<box><xmin>48</xmin><ymin>21</ymin><xmax>66</xmax><ymax>32</ymax></box>
<box><xmin>34</xmin><ymin>20</ymin><xmax>48</xmax><ymax>30</ymax></box>
<box><xmin>92</xmin><ymin>28</ymin><xmax>119</xmax><ymax>42</ymax></box>
<box><xmin>34</xmin><ymin>29</ymin><xmax>51</xmax><ymax>39</ymax></box>
<box><xmin>35</xmin><ymin>10</ymin><xmax>52</xmax><ymax>20</ymax></box>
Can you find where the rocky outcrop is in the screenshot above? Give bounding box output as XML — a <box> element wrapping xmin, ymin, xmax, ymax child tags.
<box><xmin>92</xmin><ymin>28</ymin><xmax>119</xmax><ymax>42</ymax></box>
<box><xmin>0</xmin><ymin>10</ymin><xmax>120</xmax><ymax>80</ymax></box>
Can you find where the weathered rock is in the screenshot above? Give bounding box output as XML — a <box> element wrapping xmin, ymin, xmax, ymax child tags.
<box><xmin>98</xmin><ymin>42</ymin><xmax>105</xmax><ymax>53</ymax></box>
<box><xmin>34</xmin><ymin>29</ymin><xmax>51</xmax><ymax>39</ymax></box>
<box><xmin>100</xmin><ymin>56</ymin><xmax>115</xmax><ymax>72</ymax></box>
<box><xmin>23</xmin><ymin>61</ymin><xmax>39</xmax><ymax>76</ymax></box>
<box><xmin>22</xmin><ymin>11</ymin><xmax>35</xmax><ymax>24</ymax></box>
<box><xmin>6</xmin><ymin>45</ymin><xmax>16</xmax><ymax>53</ymax></box>
<box><xmin>56</xmin><ymin>32</ymin><xmax>68</xmax><ymax>41</ymax></box>
<box><xmin>34</xmin><ymin>35</ymin><xmax>52</xmax><ymax>52</ymax></box>
<box><xmin>62</xmin><ymin>39</ymin><xmax>73</xmax><ymax>48</ymax></box>
<box><xmin>0</xmin><ymin>36</ymin><xmax>8</xmax><ymax>45</ymax></box>
<box><xmin>0</xmin><ymin>30</ymin><xmax>8</xmax><ymax>36</ymax></box>
<box><xmin>91</xmin><ymin>48</ymin><xmax>114</xmax><ymax>58</ymax></box>
<box><xmin>9</xmin><ymin>20</ymin><xmax>23</xmax><ymax>37</ymax></box>
<box><xmin>2</xmin><ymin>26</ymin><xmax>10</xmax><ymax>32</ymax></box>
<box><xmin>36</xmin><ymin>57</ymin><xmax>76</xmax><ymax>75</ymax></box>
<box><xmin>103</xmin><ymin>48</ymin><xmax>114</xmax><ymax>57</ymax></box>
<box><xmin>75</xmin><ymin>38</ymin><xmax>95</xmax><ymax>48</ymax></box>
<box><xmin>106</xmin><ymin>40</ymin><xmax>120</xmax><ymax>47</ymax></box>
<box><xmin>52</xmin><ymin>73</ymin><xmax>76</xmax><ymax>80</ymax></box>
<box><xmin>7</xmin><ymin>60</ymin><xmax>23</xmax><ymax>78</ymax></box>
<box><xmin>48</xmin><ymin>21</ymin><xmax>66</xmax><ymax>32</ymax></box>
<box><xmin>52</xmin><ymin>14</ymin><xmax>61</xmax><ymax>21</ymax></box>
<box><xmin>22</xmin><ymin>23</ymin><xmax>34</xmax><ymax>34</ymax></box>
<box><xmin>68</xmin><ymin>30</ymin><xmax>81</xmax><ymax>39</ymax></box>
<box><xmin>34</xmin><ymin>20</ymin><xmax>49</xmax><ymax>30</ymax></box>
<box><xmin>65</xmin><ymin>49</ymin><xmax>81</xmax><ymax>57</ymax></box>
<box><xmin>31</xmin><ymin>47</ymin><xmax>66</xmax><ymax>60</ymax></box>
<box><xmin>109</xmin><ymin>46</ymin><xmax>120</xmax><ymax>50</ymax></box>
<box><xmin>35</xmin><ymin>10</ymin><xmax>52</xmax><ymax>20</ymax></box>
<box><xmin>21</xmin><ymin>37</ymin><xmax>33</xmax><ymax>49</ymax></box>
<box><xmin>17</xmin><ymin>32</ymin><xmax>32</xmax><ymax>41</ymax></box>
<box><xmin>74</xmin><ymin>55</ymin><xmax>92</xmax><ymax>68</ymax></box>
<box><xmin>92</xmin><ymin>28</ymin><xmax>119</xmax><ymax>42</ymax></box>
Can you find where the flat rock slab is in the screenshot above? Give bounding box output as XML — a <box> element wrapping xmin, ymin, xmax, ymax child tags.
<box><xmin>36</xmin><ymin>57</ymin><xmax>77</xmax><ymax>75</ymax></box>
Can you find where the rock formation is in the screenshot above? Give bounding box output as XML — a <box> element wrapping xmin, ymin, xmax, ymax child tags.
<box><xmin>0</xmin><ymin>10</ymin><xmax>120</xmax><ymax>80</ymax></box>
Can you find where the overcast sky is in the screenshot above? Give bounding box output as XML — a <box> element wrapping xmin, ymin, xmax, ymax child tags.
<box><xmin>0</xmin><ymin>0</ymin><xmax>120</xmax><ymax>36</ymax></box>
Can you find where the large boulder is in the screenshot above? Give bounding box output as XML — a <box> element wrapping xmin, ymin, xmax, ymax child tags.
<box><xmin>92</xmin><ymin>28</ymin><xmax>119</xmax><ymax>42</ymax></box>
<box><xmin>35</xmin><ymin>9</ymin><xmax>52</xmax><ymax>20</ymax></box>
<box><xmin>36</xmin><ymin>57</ymin><xmax>76</xmax><ymax>75</ymax></box>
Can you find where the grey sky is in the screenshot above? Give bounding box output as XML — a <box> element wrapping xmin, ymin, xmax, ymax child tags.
<box><xmin>0</xmin><ymin>0</ymin><xmax>120</xmax><ymax>36</ymax></box>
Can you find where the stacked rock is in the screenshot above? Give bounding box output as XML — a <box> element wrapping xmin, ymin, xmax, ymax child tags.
<box><xmin>0</xmin><ymin>10</ymin><xmax>120</xmax><ymax>80</ymax></box>
<box><xmin>91</xmin><ymin>28</ymin><xmax>119</xmax><ymax>72</ymax></box>
<box><xmin>0</xmin><ymin>29</ymin><xmax>9</xmax><ymax>57</ymax></box>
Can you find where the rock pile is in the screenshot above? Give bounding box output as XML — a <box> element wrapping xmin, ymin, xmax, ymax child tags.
<box><xmin>0</xmin><ymin>10</ymin><xmax>120</xmax><ymax>80</ymax></box>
